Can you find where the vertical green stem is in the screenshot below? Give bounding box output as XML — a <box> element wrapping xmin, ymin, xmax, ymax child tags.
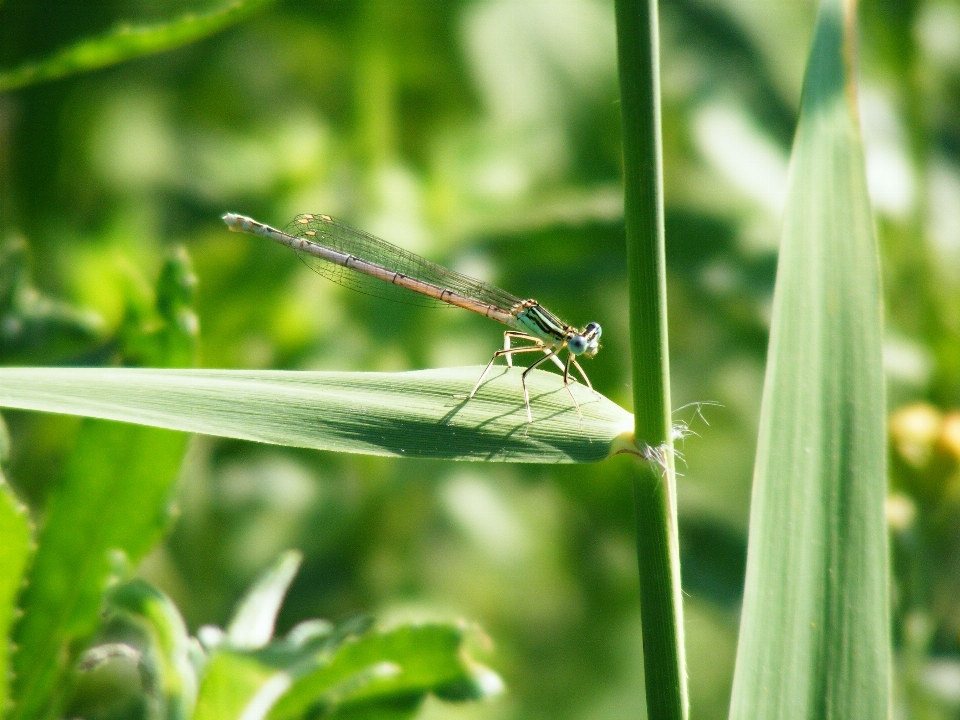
<box><xmin>613</xmin><ymin>0</ymin><xmax>688</xmax><ymax>718</ymax></box>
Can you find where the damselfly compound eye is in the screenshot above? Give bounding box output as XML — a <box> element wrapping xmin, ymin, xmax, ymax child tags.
<box><xmin>568</xmin><ymin>335</ymin><xmax>588</xmax><ymax>355</ymax></box>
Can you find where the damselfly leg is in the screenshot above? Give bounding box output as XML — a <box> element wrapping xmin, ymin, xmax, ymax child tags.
<box><xmin>559</xmin><ymin>353</ymin><xmax>583</xmax><ymax>419</ymax></box>
<box><xmin>472</xmin><ymin>331</ymin><xmax>589</xmax><ymax>422</ymax></box>
<box><xmin>502</xmin><ymin>331</ymin><xmax>565</xmax><ymax>372</ymax></box>
<box><xmin>469</xmin><ymin>342</ymin><xmax>545</xmax><ymax>401</ymax></box>
<box><xmin>520</xmin><ymin>350</ymin><xmax>565</xmax><ymax>423</ymax></box>
<box><xmin>569</xmin><ymin>357</ymin><xmax>593</xmax><ymax>390</ymax></box>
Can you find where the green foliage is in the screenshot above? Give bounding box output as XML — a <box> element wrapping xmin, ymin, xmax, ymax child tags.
<box><xmin>10</xmin><ymin>250</ymin><xmax>199</xmax><ymax>720</ymax></box>
<box><xmin>109</xmin><ymin>581</ymin><xmax>199</xmax><ymax>720</ymax></box>
<box><xmin>0</xmin><ymin>238</ymin><xmax>104</xmax><ymax>364</ymax></box>
<box><xmin>66</xmin><ymin>553</ymin><xmax>500</xmax><ymax>720</ymax></box>
<box><xmin>226</xmin><ymin>550</ymin><xmax>302</xmax><ymax>650</ymax></box>
<box><xmin>11</xmin><ymin>422</ymin><xmax>188</xmax><ymax>720</ymax></box>
<box><xmin>266</xmin><ymin>623</ymin><xmax>499</xmax><ymax>720</ymax></box>
<box><xmin>0</xmin><ymin>469</ymin><xmax>31</xmax><ymax>714</ymax></box>
<box><xmin>193</xmin><ymin>652</ymin><xmax>273</xmax><ymax>720</ymax></box>
<box><xmin>1</xmin><ymin>0</ymin><xmax>957</xmax><ymax>718</ymax></box>
<box><xmin>0</xmin><ymin>0</ymin><xmax>278</xmax><ymax>92</ymax></box>
<box><xmin>131</xmin><ymin>553</ymin><xmax>501</xmax><ymax>720</ymax></box>
<box><xmin>0</xmin><ymin>366</ymin><xmax>632</xmax><ymax>464</ymax></box>
<box><xmin>728</xmin><ymin>1</ymin><xmax>889</xmax><ymax>717</ymax></box>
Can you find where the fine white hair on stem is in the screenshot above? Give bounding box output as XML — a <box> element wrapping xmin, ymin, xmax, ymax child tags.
<box><xmin>671</xmin><ymin>421</ymin><xmax>697</xmax><ymax>442</ymax></box>
<box><xmin>640</xmin><ymin>442</ymin><xmax>674</xmax><ymax>476</ymax></box>
<box><xmin>671</xmin><ymin>400</ymin><xmax>722</xmax><ymax>445</ymax></box>
<box><xmin>628</xmin><ymin>402</ymin><xmax>720</xmax><ymax>473</ymax></box>
<box><xmin>673</xmin><ymin>400</ymin><xmax>721</xmax><ymax>426</ymax></box>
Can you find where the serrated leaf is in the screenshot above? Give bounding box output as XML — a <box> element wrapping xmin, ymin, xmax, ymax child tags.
<box><xmin>10</xmin><ymin>422</ymin><xmax>189</xmax><ymax>720</ymax></box>
<box><xmin>10</xmin><ymin>252</ymin><xmax>197</xmax><ymax>720</ymax></box>
<box><xmin>228</xmin><ymin>551</ymin><xmax>302</xmax><ymax>651</ymax></box>
<box><xmin>727</xmin><ymin>1</ymin><xmax>889</xmax><ymax>719</ymax></box>
<box><xmin>0</xmin><ymin>367</ymin><xmax>634</xmax><ymax>463</ymax></box>
<box><xmin>0</xmin><ymin>0</ymin><xmax>277</xmax><ymax>92</ymax></box>
<box><xmin>0</xmin><ymin>471</ymin><xmax>32</xmax><ymax>713</ymax></box>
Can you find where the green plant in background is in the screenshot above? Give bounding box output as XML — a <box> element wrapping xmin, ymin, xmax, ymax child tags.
<box><xmin>0</xmin><ymin>0</ymin><xmax>280</xmax><ymax>92</ymax></box>
<box><xmin>72</xmin><ymin>551</ymin><xmax>499</xmax><ymax>720</ymax></box>
<box><xmin>1</xmin><ymin>0</ymin><xmax>958</xmax><ymax>719</ymax></box>
<box><xmin>6</xmin><ymin>248</ymin><xmax>198</xmax><ymax>720</ymax></box>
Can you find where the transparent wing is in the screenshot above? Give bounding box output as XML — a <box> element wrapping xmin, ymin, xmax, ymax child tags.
<box><xmin>285</xmin><ymin>214</ymin><xmax>522</xmax><ymax>310</ymax></box>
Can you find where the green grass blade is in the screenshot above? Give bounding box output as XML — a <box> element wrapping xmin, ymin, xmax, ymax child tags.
<box><xmin>614</xmin><ymin>0</ymin><xmax>687</xmax><ymax>716</ymax></box>
<box><xmin>0</xmin><ymin>367</ymin><xmax>633</xmax><ymax>464</ymax></box>
<box><xmin>0</xmin><ymin>471</ymin><xmax>31</xmax><ymax>714</ymax></box>
<box><xmin>0</xmin><ymin>0</ymin><xmax>277</xmax><ymax>92</ymax></box>
<box><xmin>727</xmin><ymin>1</ymin><xmax>889</xmax><ymax>718</ymax></box>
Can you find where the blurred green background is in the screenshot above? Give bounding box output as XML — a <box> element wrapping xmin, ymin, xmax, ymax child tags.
<box><xmin>2</xmin><ymin>0</ymin><xmax>959</xmax><ymax>718</ymax></box>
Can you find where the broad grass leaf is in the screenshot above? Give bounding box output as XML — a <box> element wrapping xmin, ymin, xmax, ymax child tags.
<box><xmin>0</xmin><ymin>366</ymin><xmax>634</xmax><ymax>464</ymax></box>
<box><xmin>727</xmin><ymin>1</ymin><xmax>889</xmax><ymax>718</ymax></box>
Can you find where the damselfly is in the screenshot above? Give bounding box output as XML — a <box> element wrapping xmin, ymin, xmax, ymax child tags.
<box><xmin>222</xmin><ymin>213</ymin><xmax>602</xmax><ymax>422</ymax></box>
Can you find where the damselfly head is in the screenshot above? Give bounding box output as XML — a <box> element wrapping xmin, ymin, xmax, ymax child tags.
<box><xmin>568</xmin><ymin>322</ymin><xmax>602</xmax><ymax>357</ymax></box>
<box><xmin>584</xmin><ymin>322</ymin><xmax>601</xmax><ymax>357</ymax></box>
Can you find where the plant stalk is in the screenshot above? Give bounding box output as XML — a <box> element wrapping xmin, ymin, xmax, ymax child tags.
<box><xmin>614</xmin><ymin>0</ymin><xmax>688</xmax><ymax>717</ymax></box>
